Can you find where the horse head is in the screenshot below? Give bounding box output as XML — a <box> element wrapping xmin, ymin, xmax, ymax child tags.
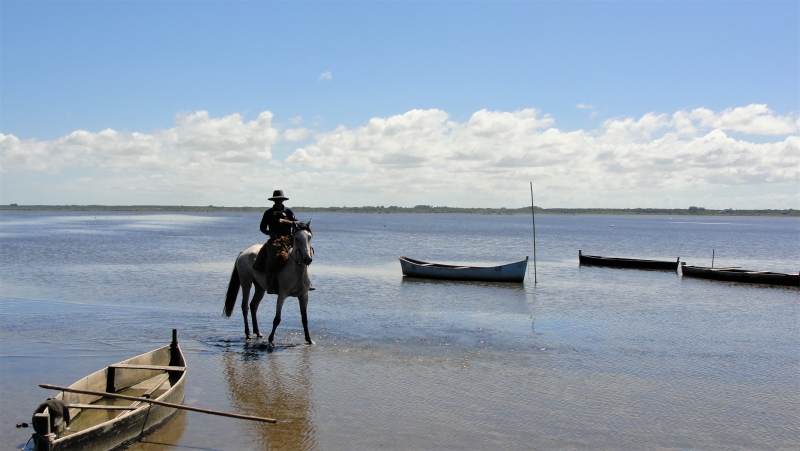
<box><xmin>293</xmin><ymin>219</ymin><xmax>313</xmax><ymax>266</ymax></box>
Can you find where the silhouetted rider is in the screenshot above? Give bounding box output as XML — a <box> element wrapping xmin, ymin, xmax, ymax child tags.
<box><xmin>259</xmin><ymin>190</ymin><xmax>298</xmax><ymax>238</ymax></box>
<box><xmin>253</xmin><ymin>190</ymin><xmax>298</xmax><ymax>293</ymax></box>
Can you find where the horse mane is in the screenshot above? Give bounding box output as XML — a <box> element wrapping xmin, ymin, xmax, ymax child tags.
<box><xmin>296</xmin><ymin>221</ymin><xmax>312</xmax><ymax>235</ymax></box>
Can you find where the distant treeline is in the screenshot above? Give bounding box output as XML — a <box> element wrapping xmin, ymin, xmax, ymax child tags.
<box><xmin>0</xmin><ymin>204</ymin><xmax>266</xmax><ymax>213</ymax></box>
<box><xmin>293</xmin><ymin>205</ymin><xmax>800</xmax><ymax>216</ymax></box>
<box><xmin>2</xmin><ymin>204</ymin><xmax>798</xmax><ymax>217</ymax></box>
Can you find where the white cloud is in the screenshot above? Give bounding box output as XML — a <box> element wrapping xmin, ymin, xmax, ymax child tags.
<box><xmin>318</xmin><ymin>71</ymin><xmax>332</xmax><ymax>81</ymax></box>
<box><xmin>2</xmin><ymin>105</ymin><xmax>797</xmax><ymax>208</ymax></box>
<box><xmin>1</xmin><ymin>111</ymin><xmax>279</xmax><ymax>173</ymax></box>
<box><xmin>576</xmin><ymin>103</ymin><xmax>593</xmax><ymax>109</ymax></box>
<box><xmin>673</xmin><ymin>104</ymin><xmax>797</xmax><ymax>136</ymax></box>
<box><xmin>282</xmin><ymin>127</ymin><xmax>311</xmax><ymax>142</ymax></box>
<box><xmin>284</xmin><ymin>106</ymin><xmax>798</xmax><ymax>207</ymax></box>
<box><xmin>288</xmin><ymin>116</ymin><xmax>303</xmax><ymax>125</ymax></box>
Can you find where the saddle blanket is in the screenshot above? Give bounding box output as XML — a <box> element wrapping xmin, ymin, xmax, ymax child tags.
<box><xmin>253</xmin><ymin>235</ymin><xmax>292</xmax><ymax>273</ymax></box>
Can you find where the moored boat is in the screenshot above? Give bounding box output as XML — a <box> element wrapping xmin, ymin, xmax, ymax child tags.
<box><xmin>399</xmin><ymin>256</ymin><xmax>528</xmax><ymax>282</ymax></box>
<box><xmin>579</xmin><ymin>250</ymin><xmax>680</xmax><ymax>271</ymax></box>
<box><xmin>32</xmin><ymin>330</ymin><xmax>186</xmax><ymax>451</ymax></box>
<box><xmin>681</xmin><ymin>263</ymin><xmax>799</xmax><ymax>287</ymax></box>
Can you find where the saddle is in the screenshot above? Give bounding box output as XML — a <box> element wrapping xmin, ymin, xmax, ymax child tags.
<box><xmin>252</xmin><ymin>235</ymin><xmax>292</xmax><ymax>274</ymax></box>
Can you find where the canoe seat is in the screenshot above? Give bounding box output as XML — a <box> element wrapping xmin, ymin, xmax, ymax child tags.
<box><xmin>109</xmin><ymin>364</ymin><xmax>185</xmax><ymax>372</ymax></box>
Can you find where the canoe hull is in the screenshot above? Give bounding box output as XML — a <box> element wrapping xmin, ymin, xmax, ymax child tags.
<box><xmin>579</xmin><ymin>250</ymin><xmax>679</xmax><ymax>271</ymax></box>
<box><xmin>681</xmin><ymin>265</ymin><xmax>799</xmax><ymax>287</ymax></box>
<box><xmin>400</xmin><ymin>256</ymin><xmax>528</xmax><ymax>282</ymax></box>
<box><xmin>34</xmin><ymin>338</ymin><xmax>186</xmax><ymax>451</ymax></box>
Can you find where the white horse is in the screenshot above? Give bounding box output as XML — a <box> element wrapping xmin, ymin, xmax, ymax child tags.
<box><xmin>224</xmin><ymin>220</ymin><xmax>314</xmax><ymax>345</ymax></box>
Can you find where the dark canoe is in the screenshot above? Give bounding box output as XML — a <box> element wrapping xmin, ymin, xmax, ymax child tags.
<box><xmin>399</xmin><ymin>256</ymin><xmax>528</xmax><ymax>282</ymax></box>
<box><xmin>681</xmin><ymin>264</ymin><xmax>800</xmax><ymax>287</ymax></box>
<box><xmin>579</xmin><ymin>250</ymin><xmax>680</xmax><ymax>270</ymax></box>
<box><xmin>33</xmin><ymin>330</ymin><xmax>186</xmax><ymax>451</ymax></box>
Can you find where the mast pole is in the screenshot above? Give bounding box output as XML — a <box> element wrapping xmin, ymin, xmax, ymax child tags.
<box><xmin>530</xmin><ymin>182</ymin><xmax>537</xmax><ymax>284</ymax></box>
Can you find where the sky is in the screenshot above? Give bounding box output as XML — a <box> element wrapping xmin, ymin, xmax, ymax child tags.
<box><xmin>1</xmin><ymin>0</ymin><xmax>798</xmax><ymax>209</ymax></box>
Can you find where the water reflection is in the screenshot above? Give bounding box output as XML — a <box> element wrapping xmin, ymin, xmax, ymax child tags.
<box><xmin>222</xmin><ymin>346</ymin><xmax>317</xmax><ymax>450</ymax></box>
<box><xmin>400</xmin><ymin>276</ymin><xmax>528</xmax><ymax>291</ymax></box>
<box><xmin>131</xmin><ymin>410</ymin><xmax>188</xmax><ymax>450</ymax></box>
<box><xmin>3</xmin><ymin>212</ymin><xmax>798</xmax><ymax>450</ymax></box>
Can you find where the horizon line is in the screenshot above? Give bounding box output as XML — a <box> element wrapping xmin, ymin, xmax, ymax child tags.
<box><xmin>1</xmin><ymin>204</ymin><xmax>797</xmax><ymax>215</ymax></box>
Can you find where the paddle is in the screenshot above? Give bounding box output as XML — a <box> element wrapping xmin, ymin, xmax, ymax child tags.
<box><xmin>39</xmin><ymin>384</ymin><xmax>278</xmax><ymax>424</ymax></box>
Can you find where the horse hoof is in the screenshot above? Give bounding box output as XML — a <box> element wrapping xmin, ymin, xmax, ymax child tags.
<box><xmin>306</xmin><ymin>339</ymin><xmax>315</xmax><ymax>345</ymax></box>
<box><xmin>256</xmin><ymin>332</ymin><xmax>264</xmax><ymax>338</ymax></box>
<box><xmin>245</xmin><ymin>335</ymin><xmax>252</xmax><ymax>340</ymax></box>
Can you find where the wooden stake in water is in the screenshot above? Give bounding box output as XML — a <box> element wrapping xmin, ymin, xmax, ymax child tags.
<box><xmin>712</xmin><ymin>249</ymin><xmax>715</xmax><ymax>268</ymax></box>
<box><xmin>530</xmin><ymin>182</ymin><xmax>537</xmax><ymax>284</ymax></box>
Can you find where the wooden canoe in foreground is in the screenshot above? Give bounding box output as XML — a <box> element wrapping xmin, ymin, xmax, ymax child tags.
<box><xmin>579</xmin><ymin>250</ymin><xmax>680</xmax><ymax>271</ymax></box>
<box><xmin>32</xmin><ymin>330</ymin><xmax>186</xmax><ymax>451</ymax></box>
<box><xmin>399</xmin><ymin>256</ymin><xmax>528</xmax><ymax>282</ymax></box>
<box><xmin>681</xmin><ymin>264</ymin><xmax>800</xmax><ymax>287</ymax></box>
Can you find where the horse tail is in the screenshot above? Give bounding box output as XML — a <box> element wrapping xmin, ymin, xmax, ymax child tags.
<box><xmin>223</xmin><ymin>259</ymin><xmax>241</xmax><ymax>317</ymax></box>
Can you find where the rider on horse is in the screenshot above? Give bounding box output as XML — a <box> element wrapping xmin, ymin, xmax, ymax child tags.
<box><xmin>253</xmin><ymin>190</ymin><xmax>298</xmax><ymax>293</ymax></box>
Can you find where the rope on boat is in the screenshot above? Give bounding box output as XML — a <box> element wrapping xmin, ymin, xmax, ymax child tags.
<box><xmin>20</xmin><ymin>435</ymin><xmax>33</xmax><ymax>451</ymax></box>
<box><xmin>138</xmin><ymin>403</ymin><xmax>153</xmax><ymax>441</ymax></box>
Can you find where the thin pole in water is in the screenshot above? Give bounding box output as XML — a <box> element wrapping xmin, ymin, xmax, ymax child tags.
<box><xmin>530</xmin><ymin>182</ymin><xmax>537</xmax><ymax>284</ymax></box>
<box><xmin>712</xmin><ymin>249</ymin><xmax>715</xmax><ymax>268</ymax></box>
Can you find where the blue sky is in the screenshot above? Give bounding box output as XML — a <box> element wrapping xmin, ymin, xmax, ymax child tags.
<box><xmin>1</xmin><ymin>1</ymin><xmax>798</xmax><ymax>208</ymax></box>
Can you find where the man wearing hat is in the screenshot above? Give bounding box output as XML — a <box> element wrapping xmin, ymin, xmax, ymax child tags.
<box><xmin>253</xmin><ymin>190</ymin><xmax>298</xmax><ymax>292</ymax></box>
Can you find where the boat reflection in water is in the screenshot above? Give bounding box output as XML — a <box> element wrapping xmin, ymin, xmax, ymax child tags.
<box><xmin>131</xmin><ymin>410</ymin><xmax>187</xmax><ymax>451</ymax></box>
<box><xmin>223</xmin><ymin>345</ymin><xmax>317</xmax><ymax>450</ymax></box>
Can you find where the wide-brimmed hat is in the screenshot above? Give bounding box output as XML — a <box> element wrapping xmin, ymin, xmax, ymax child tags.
<box><xmin>269</xmin><ymin>190</ymin><xmax>289</xmax><ymax>201</ymax></box>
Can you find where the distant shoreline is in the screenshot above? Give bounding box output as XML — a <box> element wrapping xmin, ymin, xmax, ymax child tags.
<box><xmin>1</xmin><ymin>204</ymin><xmax>797</xmax><ymax>217</ymax></box>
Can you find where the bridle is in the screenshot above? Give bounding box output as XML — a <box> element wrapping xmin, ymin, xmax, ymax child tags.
<box><xmin>289</xmin><ymin>226</ymin><xmax>313</xmax><ymax>266</ymax></box>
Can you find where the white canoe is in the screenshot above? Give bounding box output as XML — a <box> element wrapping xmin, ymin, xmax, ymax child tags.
<box><xmin>399</xmin><ymin>256</ymin><xmax>528</xmax><ymax>282</ymax></box>
<box><xmin>32</xmin><ymin>330</ymin><xmax>186</xmax><ymax>451</ymax></box>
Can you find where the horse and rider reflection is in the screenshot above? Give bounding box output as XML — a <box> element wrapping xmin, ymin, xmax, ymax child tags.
<box><xmin>222</xmin><ymin>347</ymin><xmax>317</xmax><ymax>450</ymax></box>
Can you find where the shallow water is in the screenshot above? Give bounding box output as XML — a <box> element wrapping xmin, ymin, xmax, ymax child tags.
<box><xmin>1</xmin><ymin>212</ymin><xmax>798</xmax><ymax>450</ymax></box>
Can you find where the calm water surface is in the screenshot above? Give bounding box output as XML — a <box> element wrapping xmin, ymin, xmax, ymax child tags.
<box><xmin>1</xmin><ymin>212</ymin><xmax>798</xmax><ymax>450</ymax></box>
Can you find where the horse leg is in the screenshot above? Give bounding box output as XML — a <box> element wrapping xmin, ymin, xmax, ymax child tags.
<box><xmin>250</xmin><ymin>286</ymin><xmax>266</xmax><ymax>338</ymax></box>
<box><xmin>299</xmin><ymin>293</ymin><xmax>314</xmax><ymax>345</ymax></box>
<box><xmin>268</xmin><ymin>296</ymin><xmax>286</xmax><ymax>346</ymax></box>
<box><xmin>241</xmin><ymin>283</ymin><xmax>252</xmax><ymax>339</ymax></box>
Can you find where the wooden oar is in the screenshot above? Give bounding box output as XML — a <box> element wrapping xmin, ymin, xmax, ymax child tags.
<box><xmin>40</xmin><ymin>384</ymin><xmax>278</xmax><ymax>424</ymax></box>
